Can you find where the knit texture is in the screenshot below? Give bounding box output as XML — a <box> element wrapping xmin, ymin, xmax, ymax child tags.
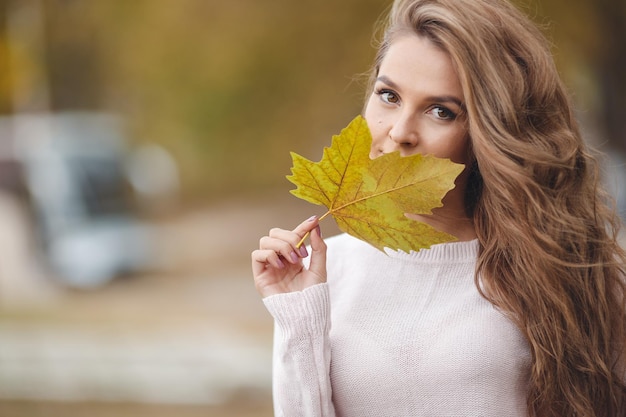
<box><xmin>264</xmin><ymin>233</ymin><xmax>531</xmax><ymax>417</ymax></box>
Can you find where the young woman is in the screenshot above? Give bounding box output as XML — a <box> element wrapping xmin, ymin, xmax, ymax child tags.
<box><xmin>251</xmin><ymin>0</ymin><xmax>626</xmax><ymax>415</ymax></box>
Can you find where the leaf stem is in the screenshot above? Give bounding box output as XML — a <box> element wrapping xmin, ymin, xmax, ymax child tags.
<box><xmin>296</xmin><ymin>211</ymin><xmax>331</xmax><ymax>248</ymax></box>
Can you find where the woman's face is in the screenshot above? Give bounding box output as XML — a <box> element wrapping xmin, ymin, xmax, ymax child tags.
<box><xmin>364</xmin><ymin>34</ymin><xmax>470</xmax><ymax>165</ymax></box>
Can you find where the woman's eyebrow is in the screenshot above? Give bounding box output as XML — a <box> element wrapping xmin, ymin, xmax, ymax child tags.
<box><xmin>430</xmin><ymin>95</ymin><xmax>464</xmax><ymax>109</ymax></box>
<box><xmin>376</xmin><ymin>75</ymin><xmax>401</xmax><ymax>90</ymax></box>
<box><xmin>376</xmin><ymin>75</ymin><xmax>464</xmax><ymax>108</ymax></box>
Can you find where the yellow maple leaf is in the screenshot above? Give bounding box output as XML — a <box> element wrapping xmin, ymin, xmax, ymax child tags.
<box><xmin>287</xmin><ymin>115</ymin><xmax>465</xmax><ymax>252</ymax></box>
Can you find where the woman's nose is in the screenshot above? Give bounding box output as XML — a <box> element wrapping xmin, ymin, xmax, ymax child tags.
<box><xmin>388</xmin><ymin>113</ymin><xmax>419</xmax><ymax>148</ymax></box>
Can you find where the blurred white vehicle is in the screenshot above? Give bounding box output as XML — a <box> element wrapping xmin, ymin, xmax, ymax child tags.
<box><xmin>1</xmin><ymin>112</ymin><xmax>177</xmax><ymax>289</ymax></box>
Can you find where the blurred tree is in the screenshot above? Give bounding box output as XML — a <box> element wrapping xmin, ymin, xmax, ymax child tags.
<box><xmin>0</xmin><ymin>2</ymin><xmax>10</xmax><ymax>114</ymax></box>
<box><xmin>44</xmin><ymin>0</ymin><xmax>103</xmax><ymax>110</ymax></box>
<box><xmin>2</xmin><ymin>0</ymin><xmax>51</xmax><ymax>112</ymax></box>
<box><xmin>594</xmin><ymin>0</ymin><xmax>626</xmax><ymax>155</ymax></box>
<box><xmin>517</xmin><ymin>0</ymin><xmax>626</xmax><ymax>153</ymax></box>
<box><xmin>90</xmin><ymin>0</ymin><xmax>388</xmax><ymax>201</ymax></box>
<box><xmin>0</xmin><ymin>0</ymin><xmax>623</xmax><ymax>202</ymax></box>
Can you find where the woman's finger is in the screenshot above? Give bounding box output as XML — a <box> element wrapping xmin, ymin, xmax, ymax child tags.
<box><xmin>291</xmin><ymin>215</ymin><xmax>320</xmax><ymax>250</ymax></box>
<box><xmin>260</xmin><ymin>235</ymin><xmax>304</xmax><ymax>265</ymax></box>
<box><xmin>251</xmin><ymin>248</ymin><xmax>285</xmax><ymax>276</ymax></box>
<box><xmin>264</xmin><ymin>215</ymin><xmax>319</xmax><ymax>257</ymax></box>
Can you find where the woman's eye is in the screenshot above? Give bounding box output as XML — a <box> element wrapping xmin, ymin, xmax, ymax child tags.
<box><xmin>431</xmin><ymin>106</ymin><xmax>457</xmax><ymax>120</ymax></box>
<box><xmin>376</xmin><ymin>89</ymin><xmax>399</xmax><ymax>104</ymax></box>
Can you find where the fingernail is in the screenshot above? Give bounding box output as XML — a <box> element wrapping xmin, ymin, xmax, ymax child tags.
<box><xmin>299</xmin><ymin>246</ymin><xmax>308</xmax><ymax>257</ymax></box>
<box><xmin>289</xmin><ymin>251</ymin><xmax>299</xmax><ymax>263</ymax></box>
<box><xmin>315</xmin><ymin>225</ymin><xmax>322</xmax><ymax>237</ymax></box>
<box><xmin>276</xmin><ymin>258</ymin><xmax>285</xmax><ymax>269</ymax></box>
<box><xmin>307</xmin><ymin>215</ymin><xmax>317</xmax><ymax>222</ymax></box>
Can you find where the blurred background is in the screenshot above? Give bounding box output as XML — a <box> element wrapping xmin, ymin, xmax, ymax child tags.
<box><xmin>0</xmin><ymin>0</ymin><xmax>623</xmax><ymax>416</ymax></box>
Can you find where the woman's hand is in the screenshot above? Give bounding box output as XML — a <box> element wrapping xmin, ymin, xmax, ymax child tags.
<box><xmin>251</xmin><ymin>215</ymin><xmax>327</xmax><ymax>298</ymax></box>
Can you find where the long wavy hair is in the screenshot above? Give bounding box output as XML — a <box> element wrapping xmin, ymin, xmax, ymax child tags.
<box><xmin>368</xmin><ymin>0</ymin><xmax>626</xmax><ymax>415</ymax></box>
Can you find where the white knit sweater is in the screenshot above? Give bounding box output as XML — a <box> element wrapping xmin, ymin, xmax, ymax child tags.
<box><xmin>263</xmin><ymin>233</ymin><xmax>531</xmax><ymax>417</ymax></box>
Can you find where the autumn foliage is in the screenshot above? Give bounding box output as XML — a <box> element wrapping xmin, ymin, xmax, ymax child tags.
<box><xmin>287</xmin><ymin>116</ymin><xmax>464</xmax><ymax>252</ymax></box>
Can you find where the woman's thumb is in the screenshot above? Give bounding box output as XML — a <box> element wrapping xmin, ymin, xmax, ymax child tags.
<box><xmin>307</xmin><ymin>225</ymin><xmax>327</xmax><ymax>280</ymax></box>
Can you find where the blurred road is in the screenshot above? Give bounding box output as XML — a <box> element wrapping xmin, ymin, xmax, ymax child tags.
<box><xmin>1</xmin><ymin>188</ymin><xmax>619</xmax><ymax>417</ymax></box>
<box><xmin>0</xmin><ymin>189</ymin><xmax>335</xmax><ymax>417</ymax></box>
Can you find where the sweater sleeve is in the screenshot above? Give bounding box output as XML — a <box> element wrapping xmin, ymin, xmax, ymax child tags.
<box><xmin>263</xmin><ymin>283</ymin><xmax>336</xmax><ymax>417</ymax></box>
